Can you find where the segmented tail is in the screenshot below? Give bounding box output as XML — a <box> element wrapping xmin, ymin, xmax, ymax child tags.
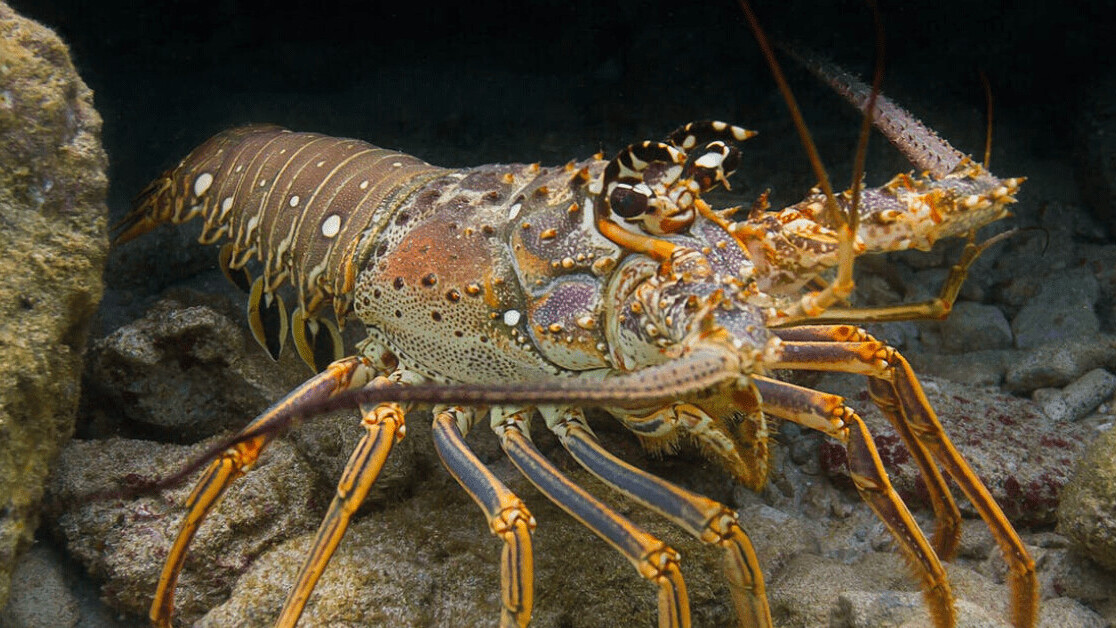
<box><xmin>115</xmin><ymin>125</ymin><xmax>447</xmax><ymax>369</ymax></box>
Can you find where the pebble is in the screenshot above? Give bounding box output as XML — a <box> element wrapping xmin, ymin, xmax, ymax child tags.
<box><xmin>1003</xmin><ymin>334</ymin><xmax>1116</xmax><ymax>393</ymax></box>
<box><xmin>1033</xmin><ymin>368</ymin><xmax>1116</xmax><ymax>422</ymax></box>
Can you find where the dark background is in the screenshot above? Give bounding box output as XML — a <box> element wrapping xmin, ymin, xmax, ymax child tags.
<box><xmin>11</xmin><ymin>0</ymin><xmax>1111</xmax><ymax>200</ymax></box>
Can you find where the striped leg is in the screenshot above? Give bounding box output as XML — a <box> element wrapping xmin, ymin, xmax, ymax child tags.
<box><xmin>150</xmin><ymin>356</ymin><xmax>372</xmax><ymax>628</ymax></box>
<box><xmin>752</xmin><ymin>375</ymin><xmax>954</xmax><ymax>628</ymax></box>
<box><xmin>545</xmin><ymin>407</ymin><xmax>772</xmax><ymax>628</ymax></box>
<box><xmin>772</xmin><ymin>325</ymin><xmax>961</xmax><ymax>559</ymax></box>
<box><xmin>432</xmin><ymin>406</ymin><xmax>535</xmax><ymax>628</ymax></box>
<box><xmin>769</xmin><ymin>327</ymin><xmax>1037</xmax><ymax>627</ymax></box>
<box><xmin>492</xmin><ymin>408</ymin><xmax>691</xmax><ymax>628</ymax></box>
<box><xmin>276</xmin><ymin>376</ymin><xmax>407</xmax><ymax>627</ymax></box>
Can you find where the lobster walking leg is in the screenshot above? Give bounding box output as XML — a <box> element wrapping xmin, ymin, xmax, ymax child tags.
<box><xmin>493</xmin><ymin>409</ymin><xmax>691</xmax><ymax>628</ymax></box>
<box><xmin>432</xmin><ymin>407</ymin><xmax>536</xmax><ymax>628</ymax></box>
<box><xmin>751</xmin><ymin>375</ymin><xmax>954</xmax><ymax>628</ymax></box>
<box><xmin>547</xmin><ymin>408</ymin><xmax>772</xmax><ymax>628</ymax></box>
<box><xmin>789</xmin><ymin>230</ymin><xmax>1017</xmax><ymax>324</ymax></box>
<box><xmin>150</xmin><ymin>356</ymin><xmax>373</xmax><ymax>628</ymax></box>
<box><xmin>767</xmin><ymin>330</ymin><xmax>1038</xmax><ymax>627</ymax></box>
<box><xmin>276</xmin><ymin>384</ymin><xmax>407</xmax><ymax>627</ymax></box>
<box><xmin>772</xmin><ymin>326</ymin><xmax>961</xmax><ymax>559</ymax></box>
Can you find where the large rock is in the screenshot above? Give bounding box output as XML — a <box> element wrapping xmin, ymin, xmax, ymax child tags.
<box><xmin>0</xmin><ymin>2</ymin><xmax>107</xmax><ymax>609</ymax></box>
<box><xmin>84</xmin><ymin>298</ymin><xmax>305</xmax><ymax>438</ymax></box>
<box><xmin>1058</xmin><ymin>426</ymin><xmax>1116</xmax><ymax>572</ymax></box>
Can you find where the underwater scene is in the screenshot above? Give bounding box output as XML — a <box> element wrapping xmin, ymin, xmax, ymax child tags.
<box><xmin>2</xmin><ymin>1</ymin><xmax>1115</xmax><ymax>626</ymax></box>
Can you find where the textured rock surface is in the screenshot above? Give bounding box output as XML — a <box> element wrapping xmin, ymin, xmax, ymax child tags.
<box><xmin>0</xmin><ymin>546</ymin><xmax>79</xmax><ymax>628</ymax></box>
<box><xmin>0</xmin><ymin>1</ymin><xmax>107</xmax><ymax>610</ymax></box>
<box><xmin>1057</xmin><ymin>426</ymin><xmax>1116</xmax><ymax>571</ymax></box>
<box><xmin>83</xmin><ymin>298</ymin><xmax>307</xmax><ymax>438</ymax></box>
<box><xmin>49</xmin><ymin>437</ymin><xmax>322</xmax><ymax>624</ymax></box>
<box><xmin>818</xmin><ymin>373</ymin><xmax>1094</xmax><ymax>526</ymax></box>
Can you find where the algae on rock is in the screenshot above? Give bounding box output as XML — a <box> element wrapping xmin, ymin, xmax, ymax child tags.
<box><xmin>0</xmin><ymin>0</ymin><xmax>108</xmax><ymax>609</ymax></box>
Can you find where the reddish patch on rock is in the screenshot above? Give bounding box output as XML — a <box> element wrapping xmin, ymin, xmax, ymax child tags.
<box><xmin>815</xmin><ymin>375</ymin><xmax>1091</xmax><ymax>525</ymax></box>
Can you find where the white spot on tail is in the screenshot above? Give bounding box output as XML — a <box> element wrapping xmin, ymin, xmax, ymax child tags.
<box><xmin>220</xmin><ymin>197</ymin><xmax>233</xmax><ymax>215</ymax></box>
<box><xmin>321</xmin><ymin>214</ymin><xmax>342</xmax><ymax>238</ymax></box>
<box><xmin>508</xmin><ymin>202</ymin><xmax>522</xmax><ymax>220</ymax></box>
<box><xmin>193</xmin><ymin>172</ymin><xmax>213</xmax><ymax>196</ymax></box>
<box><xmin>359</xmin><ymin>180</ymin><xmax>369</xmax><ymax>190</ymax></box>
<box><xmin>316</xmin><ymin>160</ymin><xmax>326</xmax><ymax>167</ymax></box>
<box><xmin>503</xmin><ymin>310</ymin><xmax>521</xmax><ymax>326</ymax></box>
<box><xmin>289</xmin><ymin>195</ymin><xmax>300</xmax><ymax>207</ymax></box>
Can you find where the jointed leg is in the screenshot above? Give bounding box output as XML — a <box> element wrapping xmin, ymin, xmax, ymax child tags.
<box><xmin>611</xmin><ymin>402</ymin><xmax>770</xmax><ymax>491</ymax></box>
<box><xmin>432</xmin><ymin>406</ymin><xmax>535</xmax><ymax>628</ymax></box>
<box><xmin>784</xmin><ymin>229</ymin><xmax>1016</xmax><ymax>324</ymax></box>
<box><xmin>150</xmin><ymin>356</ymin><xmax>373</xmax><ymax>628</ymax></box>
<box><xmin>752</xmin><ymin>375</ymin><xmax>954</xmax><ymax>628</ymax></box>
<box><xmin>770</xmin><ymin>326</ymin><xmax>1037</xmax><ymax>627</ymax></box>
<box><xmin>492</xmin><ymin>408</ymin><xmax>691</xmax><ymax>628</ymax></box>
<box><xmin>545</xmin><ymin>407</ymin><xmax>772</xmax><ymax>628</ymax></box>
<box><xmin>772</xmin><ymin>325</ymin><xmax>961</xmax><ymax>559</ymax></box>
<box><xmin>276</xmin><ymin>377</ymin><xmax>407</xmax><ymax>627</ymax></box>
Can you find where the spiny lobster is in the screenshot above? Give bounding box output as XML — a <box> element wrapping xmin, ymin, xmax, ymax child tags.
<box><xmin>113</xmin><ymin>11</ymin><xmax>1036</xmax><ymax>628</ymax></box>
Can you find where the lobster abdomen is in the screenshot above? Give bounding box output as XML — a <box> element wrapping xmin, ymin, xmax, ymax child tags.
<box><xmin>117</xmin><ymin>125</ymin><xmax>448</xmax><ymax>367</ymax></box>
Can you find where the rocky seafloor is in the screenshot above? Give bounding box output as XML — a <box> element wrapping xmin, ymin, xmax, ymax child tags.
<box><xmin>3</xmin><ymin>1</ymin><xmax>1116</xmax><ymax>627</ymax></box>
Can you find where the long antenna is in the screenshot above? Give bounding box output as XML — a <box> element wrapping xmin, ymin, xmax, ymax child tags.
<box><xmin>848</xmin><ymin>0</ymin><xmax>886</xmax><ymax>237</ymax></box>
<box><xmin>979</xmin><ymin>69</ymin><xmax>994</xmax><ymax>169</ymax></box>
<box><xmin>737</xmin><ymin>0</ymin><xmax>842</xmax><ymax>227</ymax></box>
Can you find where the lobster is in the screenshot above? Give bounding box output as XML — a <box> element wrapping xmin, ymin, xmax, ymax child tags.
<box><xmin>113</xmin><ymin>12</ymin><xmax>1036</xmax><ymax>628</ymax></box>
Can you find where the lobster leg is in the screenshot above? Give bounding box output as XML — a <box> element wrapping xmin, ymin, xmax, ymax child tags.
<box><xmin>276</xmin><ymin>378</ymin><xmax>407</xmax><ymax>627</ymax></box>
<box><xmin>492</xmin><ymin>408</ymin><xmax>691</xmax><ymax>628</ymax></box>
<box><xmin>150</xmin><ymin>356</ymin><xmax>373</xmax><ymax>628</ymax></box>
<box><xmin>613</xmin><ymin>402</ymin><xmax>769</xmax><ymax>490</ymax></box>
<box><xmin>786</xmin><ymin>230</ymin><xmax>1016</xmax><ymax>324</ymax></box>
<box><xmin>432</xmin><ymin>406</ymin><xmax>536</xmax><ymax>628</ymax></box>
<box><xmin>772</xmin><ymin>326</ymin><xmax>961</xmax><ymax>559</ymax></box>
<box><xmin>546</xmin><ymin>407</ymin><xmax>772</xmax><ymax>628</ymax></box>
<box><xmin>751</xmin><ymin>375</ymin><xmax>954</xmax><ymax>628</ymax></box>
<box><xmin>769</xmin><ymin>329</ymin><xmax>1037</xmax><ymax>627</ymax></box>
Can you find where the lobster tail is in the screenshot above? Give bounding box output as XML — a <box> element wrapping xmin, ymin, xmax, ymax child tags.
<box><xmin>117</xmin><ymin>124</ymin><xmax>449</xmax><ymax>369</ymax></box>
<box><xmin>114</xmin><ymin>125</ymin><xmax>283</xmax><ymax>245</ymax></box>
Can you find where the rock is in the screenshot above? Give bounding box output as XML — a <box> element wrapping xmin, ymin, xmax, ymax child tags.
<box><xmin>0</xmin><ymin>546</ymin><xmax>80</xmax><ymax>628</ymax></box>
<box><xmin>1012</xmin><ymin>268</ymin><xmax>1100</xmax><ymax>350</ymax></box>
<box><xmin>831</xmin><ymin>590</ymin><xmax>1010</xmax><ymax>628</ymax></box>
<box><xmin>1057</xmin><ymin>426</ymin><xmax>1116</xmax><ymax>571</ymax></box>
<box><xmin>84</xmin><ymin>298</ymin><xmax>308</xmax><ymax>438</ymax></box>
<box><xmin>1004</xmin><ymin>334</ymin><xmax>1116</xmax><ymax>393</ymax></box>
<box><xmin>0</xmin><ymin>2</ymin><xmax>108</xmax><ymax>609</ymax></box>
<box><xmin>1035</xmin><ymin>545</ymin><xmax>1116</xmax><ymax>626</ymax></box>
<box><xmin>47</xmin><ymin>437</ymin><xmax>321</xmax><ymax>625</ymax></box>
<box><xmin>938</xmin><ymin>301</ymin><xmax>1014</xmax><ymax>353</ymax></box>
<box><xmin>1033</xmin><ymin>369</ymin><xmax>1116</xmax><ymax>422</ymax></box>
<box><xmin>817</xmin><ymin>373</ymin><xmax>1093</xmax><ymax>525</ymax></box>
<box><xmin>1037</xmin><ymin>597</ymin><xmax>1108</xmax><ymax>628</ymax></box>
<box><xmin>909</xmin><ymin>349</ymin><xmax>1014</xmax><ymax>388</ymax></box>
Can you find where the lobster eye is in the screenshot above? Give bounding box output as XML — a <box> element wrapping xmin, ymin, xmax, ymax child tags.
<box><xmin>609</xmin><ymin>185</ymin><xmax>650</xmax><ymax>219</ymax></box>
